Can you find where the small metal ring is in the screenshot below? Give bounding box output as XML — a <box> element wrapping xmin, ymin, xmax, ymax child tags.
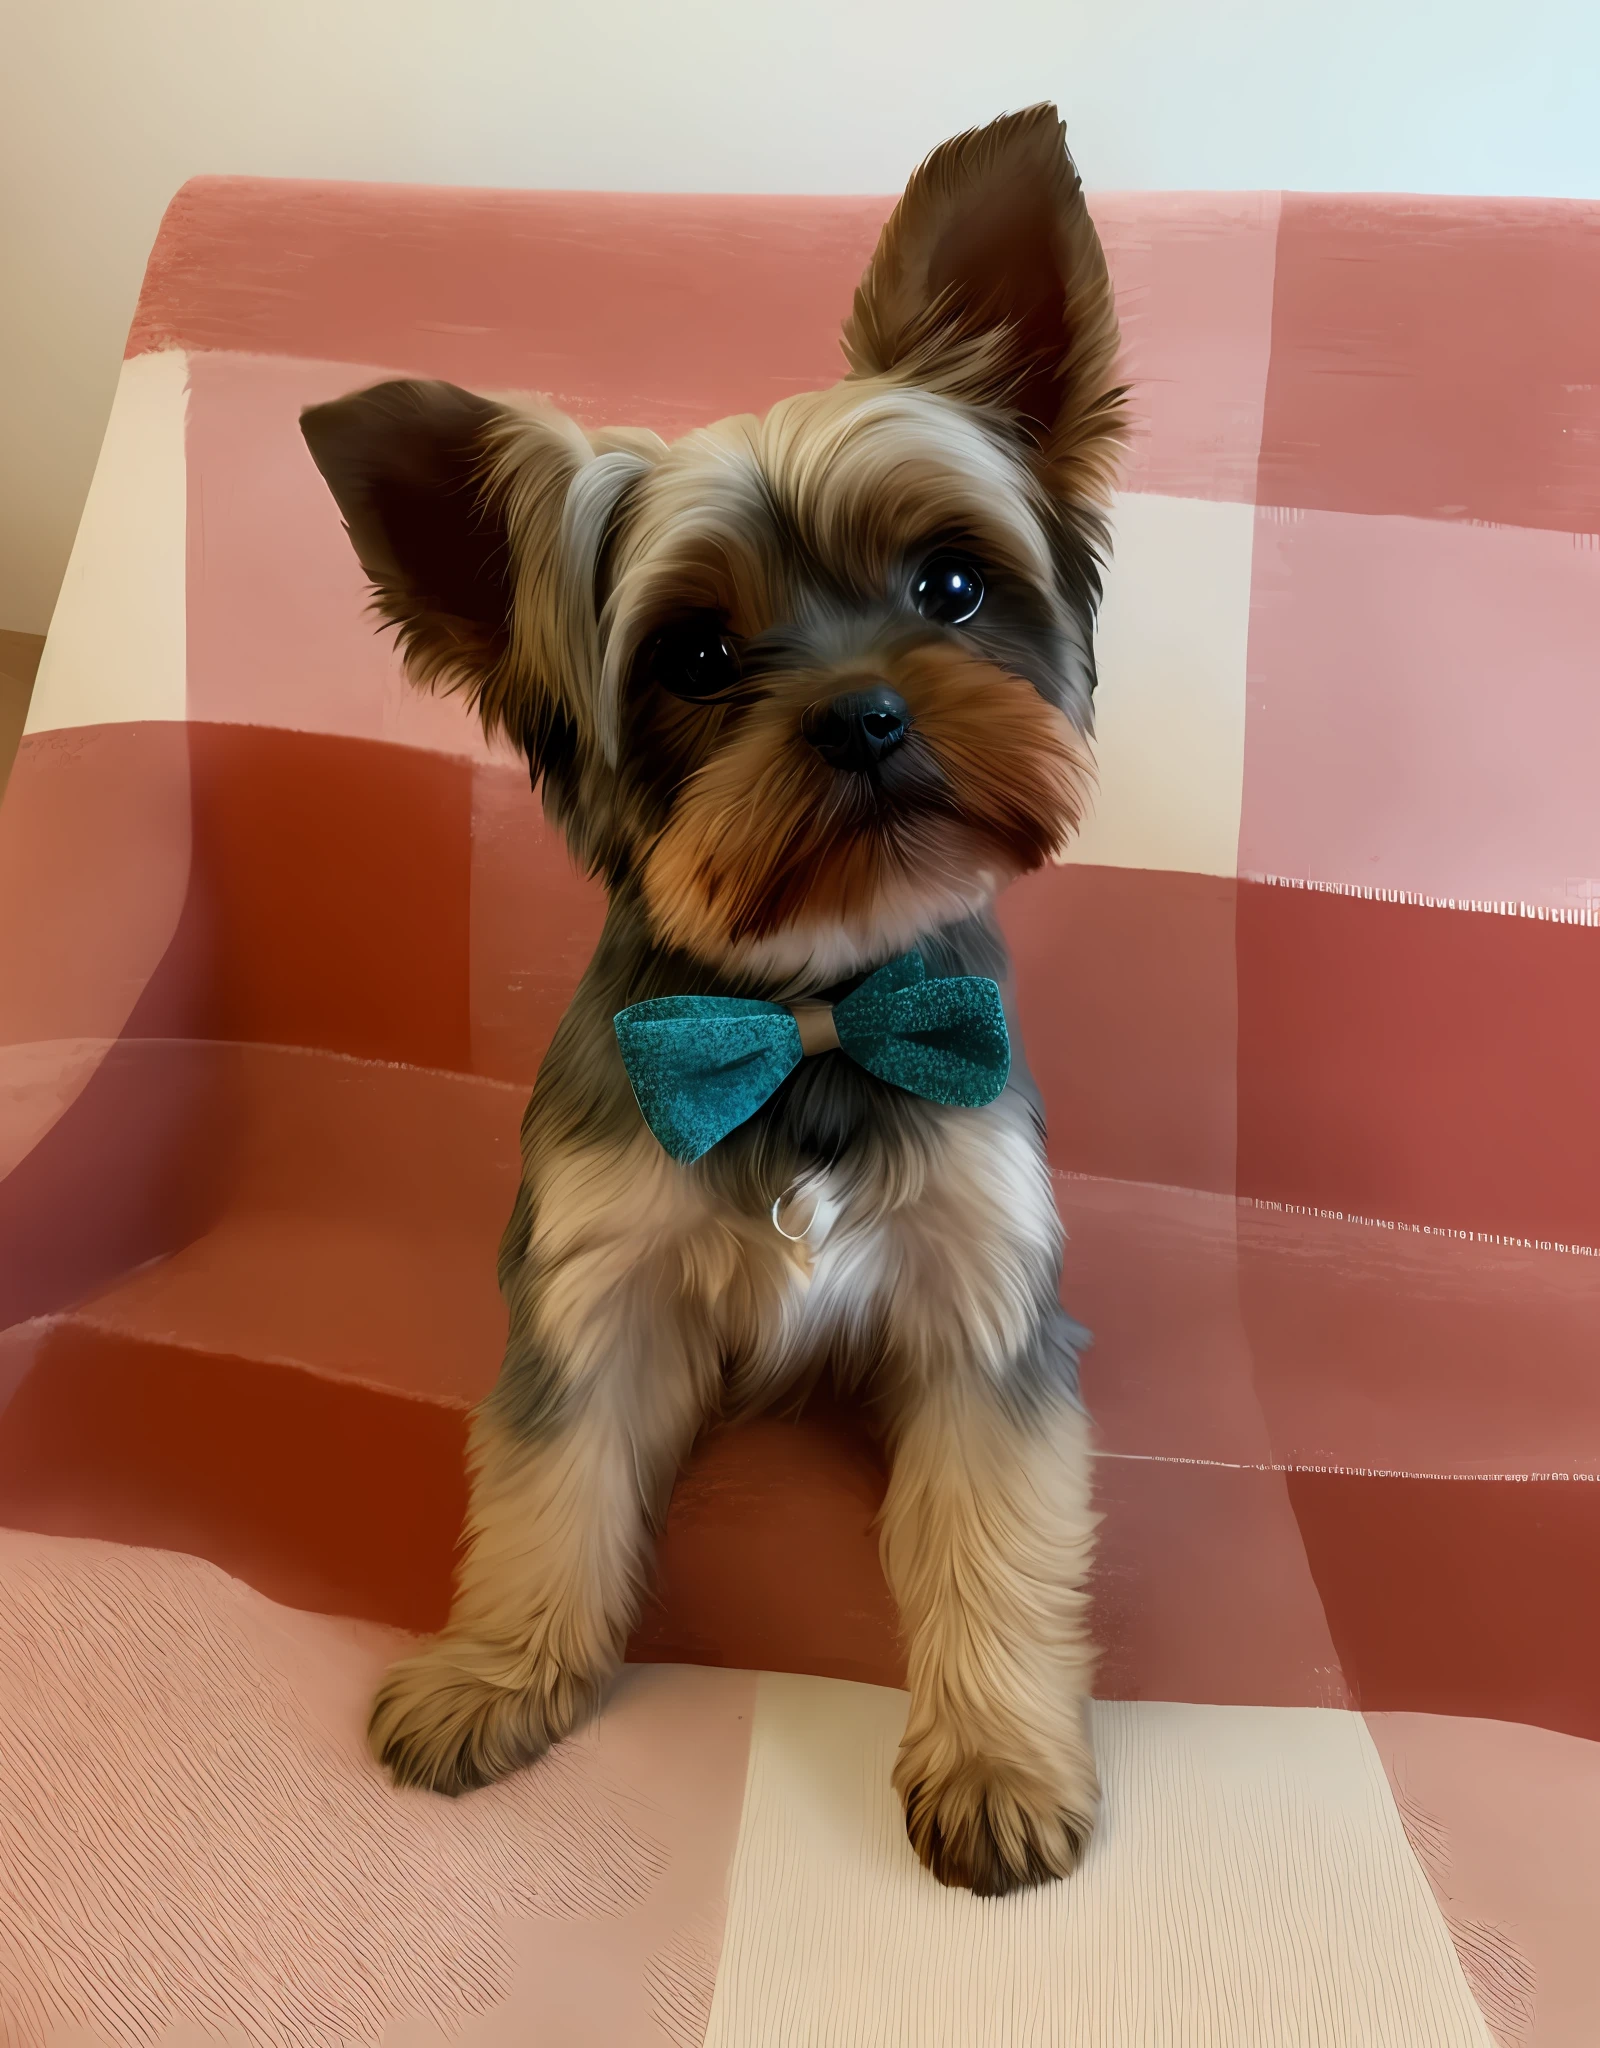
<box><xmin>771</xmin><ymin>1191</ymin><xmax>810</xmax><ymax>1242</ymax></box>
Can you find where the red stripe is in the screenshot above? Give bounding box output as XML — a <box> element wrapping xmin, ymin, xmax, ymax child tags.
<box><xmin>134</xmin><ymin>181</ymin><xmax>1280</xmax><ymax>509</ymax></box>
<box><xmin>1237</xmin><ymin>879</ymin><xmax>1600</xmax><ymax>1244</ymax></box>
<box><xmin>0</xmin><ymin>1324</ymin><xmax>467</xmax><ymax>1634</ymax></box>
<box><xmin>1260</xmin><ymin>194</ymin><xmax>1600</xmax><ymax>532</ymax></box>
<box><xmin>632</xmin><ymin>1391</ymin><xmax>902</xmax><ymax>1688</ymax></box>
<box><xmin>0</xmin><ymin>723</ymin><xmax>193</xmax><ymax>1049</ymax></box>
<box><xmin>0</xmin><ymin>1321</ymin><xmax>901</xmax><ymax>1681</ymax></box>
<box><xmin>0</xmin><ymin>1317</ymin><xmax>1338</xmax><ymax>1705</ymax></box>
<box><xmin>9</xmin><ymin>1293</ymin><xmax>1599</xmax><ymax>1729</ymax></box>
<box><xmin>131</xmin><ymin>178</ymin><xmax>886</xmax><ymax>436</ymax></box>
<box><xmin>12</xmin><ymin>726</ymin><xmax>1596</xmax><ymax>1250</ymax></box>
<box><xmin>1093</xmin><ymin>1454</ymin><xmax>1350</xmax><ymax>1709</ymax></box>
<box><xmin>1290</xmin><ymin>1471</ymin><xmax>1600</xmax><ymax>1742</ymax></box>
<box><xmin>184</xmin><ymin>723</ymin><xmax>478</xmax><ymax>1071</ymax></box>
<box><xmin>1239</xmin><ymin>1201</ymin><xmax>1600</xmax><ymax>1480</ymax></box>
<box><xmin>1002</xmin><ymin>863</ymin><xmax>1239</xmax><ymax>1195</ymax></box>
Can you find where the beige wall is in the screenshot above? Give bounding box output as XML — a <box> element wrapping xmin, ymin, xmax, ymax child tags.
<box><xmin>4</xmin><ymin>0</ymin><xmax>1598</xmax><ymax>635</ymax></box>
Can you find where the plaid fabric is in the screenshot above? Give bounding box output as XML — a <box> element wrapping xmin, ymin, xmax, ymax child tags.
<box><xmin>2</xmin><ymin>177</ymin><xmax>1598</xmax><ymax>2045</ymax></box>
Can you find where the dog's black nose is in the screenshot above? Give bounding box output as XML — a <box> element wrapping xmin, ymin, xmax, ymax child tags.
<box><xmin>804</xmin><ymin>686</ymin><xmax>911</xmax><ymax>773</ymax></box>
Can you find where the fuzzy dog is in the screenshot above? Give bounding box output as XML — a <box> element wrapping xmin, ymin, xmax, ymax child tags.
<box><xmin>302</xmin><ymin>102</ymin><xmax>1123</xmax><ymax>1896</ymax></box>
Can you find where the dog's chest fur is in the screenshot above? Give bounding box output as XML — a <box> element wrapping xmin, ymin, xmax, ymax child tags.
<box><xmin>746</xmin><ymin>1084</ymin><xmax>1062</xmax><ymax>1400</ymax></box>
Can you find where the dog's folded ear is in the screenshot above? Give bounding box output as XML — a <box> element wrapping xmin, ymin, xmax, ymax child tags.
<box><xmin>301</xmin><ymin>378</ymin><xmax>652</xmax><ymax>793</ymax></box>
<box><xmin>843</xmin><ymin>103</ymin><xmax>1124</xmax><ymax>501</ymax></box>
<box><xmin>300</xmin><ymin>379</ymin><xmax>519</xmax><ymax>690</ymax></box>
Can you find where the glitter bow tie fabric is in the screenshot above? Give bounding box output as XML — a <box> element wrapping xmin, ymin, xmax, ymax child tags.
<box><xmin>612</xmin><ymin>952</ymin><xmax>1011</xmax><ymax>1163</ymax></box>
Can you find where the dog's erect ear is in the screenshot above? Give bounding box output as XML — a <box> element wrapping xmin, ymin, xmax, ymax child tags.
<box><xmin>300</xmin><ymin>379</ymin><xmax>519</xmax><ymax>691</ymax></box>
<box><xmin>843</xmin><ymin>104</ymin><xmax>1124</xmax><ymax>500</ymax></box>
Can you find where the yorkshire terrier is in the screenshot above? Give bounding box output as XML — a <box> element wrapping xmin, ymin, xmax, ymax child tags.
<box><xmin>302</xmin><ymin>103</ymin><xmax>1124</xmax><ymax>1896</ymax></box>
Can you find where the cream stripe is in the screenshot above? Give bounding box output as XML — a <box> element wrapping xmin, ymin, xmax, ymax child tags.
<box><xmin>26</xmin><ymin>349</ymin><xmax>188</xmax><ymax>736</ymax></box>
<box><xmin>1068</xmin><ymin>491</ymin><xmax>1253</xmax><ymax>878</ymax></box>
<box><xmin>705</xmin><ymin>1678</ymin><xmax>1493</xmax><ymax>2047</ymax></box>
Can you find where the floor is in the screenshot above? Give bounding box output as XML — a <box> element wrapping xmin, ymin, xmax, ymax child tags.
<box><xmin>0</xmin><ymin>629</ymin><xmax>44</xmax><ymax>795</ymax></box>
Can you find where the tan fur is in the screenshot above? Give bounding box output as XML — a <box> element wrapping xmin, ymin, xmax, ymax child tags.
<box><xmin>794</xmin><ymin>1106</ymin><xmax>1098</xmax><ymax>1895</ymax></box>
<box><xmin>757</xmin><ymin>381</ymin><xmax>1060</xmax><ymax>590</ymax></box>
<box><xmin>370</xmin><ymin>1132</ymin><xmax>813</xmax><ymax>1791</ymax></box>
<box><xmin>883</xmin><ymin>1384</ymin><xmax>1098</xmax><ymax>1891</ymax></box>
<box><xmin>369</xmin><ymin>1389</ymin><xmax>657</xmax><ymax>1792</ymax></box>
<box><xmin>820</xmin><ymin>1105</ymin><xmax>1099</xmax><ymax>1894</ymax></box>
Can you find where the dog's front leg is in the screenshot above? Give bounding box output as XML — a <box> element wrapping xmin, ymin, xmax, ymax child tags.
<box><xmin>870</xmin><ymin>1102</ymin><xmax>1099</xmax><ymax>1894</ymax></box>
<box><xmin>369</xmin><ymin>1137</ymin><xmax>714</xmax><ymax>1794</ymax></box>
<box><xmin>881</xmin><ymin>1328</ymin><xmax>1099</xmax><ymax>1895</ymax></box>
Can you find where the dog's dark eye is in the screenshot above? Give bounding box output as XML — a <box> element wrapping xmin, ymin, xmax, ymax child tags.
<box><xmin>646</xmin><ymin>616</ymin><xmax>743</xmax><ymax>701</ymax></box>
<box><xmin>912</xmin><ymin>555</ymin><xmax>985</xmax><ymax>627</ymax></box>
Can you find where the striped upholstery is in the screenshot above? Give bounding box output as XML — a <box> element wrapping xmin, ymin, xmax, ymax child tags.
<box><xmin>2</xmin><ymin>177</ymin><xmax>1598</xmax><ymax>2044</ymax></box>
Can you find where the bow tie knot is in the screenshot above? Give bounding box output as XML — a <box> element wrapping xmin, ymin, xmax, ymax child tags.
<box><xmin>613</xmin><ymin>952</ymin><xmax>1010</xmax><ymax>1164</ymax></box>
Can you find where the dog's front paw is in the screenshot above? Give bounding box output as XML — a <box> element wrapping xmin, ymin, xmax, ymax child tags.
<box><xmin>895</xmin><ymin>1738</ymin><xmax>1098</xmax><ymax>1896</ymax></box>
<box><xmin>368</xmin><ymin>1639</ymin><xmax>599</xmax><ymax>1796</ymax></box>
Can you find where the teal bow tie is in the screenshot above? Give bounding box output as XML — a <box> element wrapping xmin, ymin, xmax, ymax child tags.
<box><xmin>614</xmin><ymin>952</ymin><xmax>1011</xmax><ymax>1164</ymax></box>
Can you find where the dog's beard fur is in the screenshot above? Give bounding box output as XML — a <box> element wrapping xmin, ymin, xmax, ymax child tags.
<box><xmin>643</xmin><ymin>645</ymin><xmax>1091</xmax><ymax>982</ymax></box>
<box><xmin>302</xmin><ymin>101</ymin><xmax>1124</xmax><ymax>1898</ymax></box>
